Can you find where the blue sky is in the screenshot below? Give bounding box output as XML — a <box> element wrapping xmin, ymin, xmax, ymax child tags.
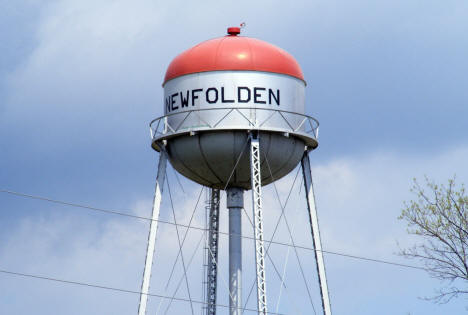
<box><xmin>1</xmin><ymin>0</ymin><xmax>468</xmax><ymax>314</ymax></box>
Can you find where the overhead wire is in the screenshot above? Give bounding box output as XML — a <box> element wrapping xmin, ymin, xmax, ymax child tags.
<box><xmin>0</xmin><ymin>189</ymin><xmax>430</xmax><ymax>272</ymax></box>
<box><xmin>0</xmin><ymin>268</ymin><xmax>285</xmax><ymax>315</ymax></box>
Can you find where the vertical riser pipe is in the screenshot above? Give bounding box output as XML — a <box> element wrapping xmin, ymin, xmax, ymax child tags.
<box><xmin>227</xmin><ymin>187</ymin><xmax>244</xmax><ymax>315</ymax></box>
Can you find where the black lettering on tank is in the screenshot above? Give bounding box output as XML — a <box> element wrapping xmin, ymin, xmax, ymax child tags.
<box><xmin>180</xmin><ymin>91</ymin><xmax>189</xmax><ymax>108</ymax></box>
<box><xmin>191</xmin><ymin>89</ymin><xmax>203</xmax><ymax>106</ymax></box>
<box><xmin>206</xmin><ymin>87</ymin><xmax>218</xmax><ymax>104</ymax></box>
<box><xmin>268</xmin><ymin>89</ymin><xmax>280</xmax><ymax>106</ymax></box>
<box><xmin>165</xmin><ymin>96</ymin><xmax>171</xmax><ymax>112</ymax></box>
<box><xmin>171</xmin><ymin>93</ymin><xmax>178</xmax><ymax>110</ymax></box>
<box><xmin>254</xmin><ymin>87</ymin><xmax>266</xmax><ymax>104</ymax></box>
<box><xmin>238</xmin><ymin>87</ymin><xmax>251</xmax><ymax>103</ymax></box>
<box><xmin>221</xmin><ymin>87</ymin><xmax>234</xmax><ymax>103</ymax></box>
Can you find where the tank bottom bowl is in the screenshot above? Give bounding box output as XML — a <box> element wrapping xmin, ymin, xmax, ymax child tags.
<box><xmin>165</xmin><ymin>130</ymin><xmax>305</xmax><ymax>190</ymax></box>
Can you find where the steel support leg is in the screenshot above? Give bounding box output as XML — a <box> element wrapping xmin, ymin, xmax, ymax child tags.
<box><xmin>227</xmin><ymin>187</ymin><xmax>244</xmax><ymax>315</ymax></box>
<box><xmin>301</xmin><ymin>152</ymin><xmax>332</xmax><ymax>315</ymax></box>
<box><xmin>250</xmin><ymin>134</ymin><xmax>268</xmax><ymax>315</ymax></box>
<box><xmin>206</xmin><ymin>188</ymin><xmax>220</xmax><ymax>315</ymax></box>
<box><xmin>138</xmin><ymin>151</ymin><xmax>167</xmax><ymax>315</ymax></box>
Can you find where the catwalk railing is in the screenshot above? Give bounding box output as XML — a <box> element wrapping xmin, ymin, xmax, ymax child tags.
<box><xmin>149</xmin><ymin>107</ymin><xmax>319</xmax><ymax>148</ymax></box>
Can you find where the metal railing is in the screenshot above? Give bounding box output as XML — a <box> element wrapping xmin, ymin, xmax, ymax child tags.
<box><xmin>149</xmin><ymin>107</ymin><xmax>319</xmax><ymax>144</ymax></box>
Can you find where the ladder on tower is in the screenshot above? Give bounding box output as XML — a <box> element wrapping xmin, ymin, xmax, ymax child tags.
<box><xmin>202</xmin><ymin>188</ymin><xmax>220</xmax><ymax>315</ymax></box>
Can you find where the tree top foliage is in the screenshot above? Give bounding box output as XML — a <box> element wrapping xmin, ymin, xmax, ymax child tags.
<box><xmin>399</xmin><ymin>177</ymin><xmax>468</xmax><ymax>303</ymax></box>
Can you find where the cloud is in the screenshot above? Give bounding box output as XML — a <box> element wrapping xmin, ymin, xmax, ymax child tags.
<box><xmin>0</xmin><ymin>201</ymin><xmax>147</xmax><ymax>314</ymax></box>
<box><xmin>313</xmin><ymin>146</ymin><xmax>468</xmax><ymax>255</ymax></box>
<box><xmin>4</xmin><ymin>0</ymin><xmax>167</xmax><ymax>121</ymax></box>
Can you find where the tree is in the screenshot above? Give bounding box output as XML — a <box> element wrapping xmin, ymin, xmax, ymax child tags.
<box><xmin>399</xmin><ymin>177</ymin><xmax>468</xmax><ymax>303</ymax></box>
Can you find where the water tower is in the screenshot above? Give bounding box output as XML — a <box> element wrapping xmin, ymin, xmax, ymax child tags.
<box><xmin>139</xmin><ymin>26</ymin><xmax>331</xmax><ymax>315</ymax></box>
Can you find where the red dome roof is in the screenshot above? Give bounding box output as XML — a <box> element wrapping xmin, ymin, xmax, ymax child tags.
<box><xmin>163</xmin><ymin>29</ymin><xmax>304</xmax><ymax>84</ymax></box>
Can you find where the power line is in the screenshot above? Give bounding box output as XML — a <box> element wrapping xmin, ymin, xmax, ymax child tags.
<box><xmin>0</xmin><ymin>189</ymin><xmax>429</xmax><ymax>272</ymax></box>
<box><xmin>0</xmin><ymin>268</ymin><xmax>284</xmax><ymax>315</ymax></box>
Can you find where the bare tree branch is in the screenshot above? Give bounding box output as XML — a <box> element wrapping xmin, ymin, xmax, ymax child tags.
<box><xmin>399</xmin><ymin>177</ymin><xmax>468</xmax><ymax>303</ymax></box>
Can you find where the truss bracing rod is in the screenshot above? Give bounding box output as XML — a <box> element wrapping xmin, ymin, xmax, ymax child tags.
<box><xmin>206</xmin><ymin>188</ymin><xmax>220</xmax><ymax>315</ymax></box>
<box><xmin>250</xmin><ymin>134</ymin><xmax>268</xmax><ymax>314</ymax></box>
<box><xmin>301</xmin><ymin>151</ymin><xmax>332</xmax><ymax>315</ymax></box>
<box><xmin>138</xmin><ymin>150</ymin><xmax>168</xmax><ymax>315</ymax></box>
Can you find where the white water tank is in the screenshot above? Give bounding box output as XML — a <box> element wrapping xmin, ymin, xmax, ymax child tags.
<box><xmin>150</xmin><ymin>27</ymin><xmax>318</xmax><ymax>189</ymax></box>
